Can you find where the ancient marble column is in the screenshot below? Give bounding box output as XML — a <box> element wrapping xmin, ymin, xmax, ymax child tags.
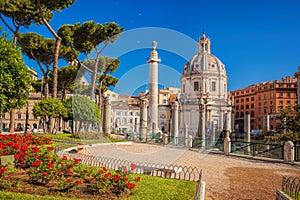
<box><xmin>172</xmin><ymin>101</ymin><xmax>179</xmax><ymax>145</ymax></box>
<box><xmin>103</xmin><ymin>96</ymin><xmax>111</xmax><ymax>135</ymax></box>
<box><xmin>198</xmin><ymin>99</ymin><xmax>206</xmax><ymax>147</ymax></box>
<box><xmin>147</xmin><ymin>41</ymin><xmax>161</xmax><ymax>134</ymax></box>
<box><xmin>139</xmin><ymin>99</ymin><xmax>148</xmax><ymax>140</ymax></box>
<box><xmin>264</xmin><ymin>114</ymin><xmax>270</xmax><ymax>131</ymax></box>
<box><xmin>244</xmin><ymin>113</ymin><xmax>251</xmax><ymax>154</ymax></box>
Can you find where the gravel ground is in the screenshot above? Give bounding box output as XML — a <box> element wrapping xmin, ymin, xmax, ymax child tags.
<box><xmin>85</xmin><ymin>142</ymin><xmax>300</xmax><ymax>199</ymax></box>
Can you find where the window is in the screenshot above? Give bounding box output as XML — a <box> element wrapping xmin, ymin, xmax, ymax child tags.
<box><xmin>258</xmin><ymin>110</ymin><xmax>261</xmax><ymax>114</ymax></box>
<box><xmin>264</xmin><ymin>94</ymin><xmax>267</xmax><ymax>99</ymax></box>
<box><xmin>264</xmin><ymin>109</ymin><xmax>267</xmax><ymax>114</ymax></box>
<box><xmin>18</xmin><ymin>112</ymin><xmax>21</xmax><ymax>119</ymax></box>
<box><xmin>251</xmin><ymin>104</ymin><xmax>254</xmax><ymax>108</ymax></box>
<box><xmin>279</xmin><ymin>100</ymin><xmax>283</xmax><ymax>105</ymax></box>
<box><xmin>240</xmin><ymin>112</ymin><xmax>244</xmax><ymax>118</ymax></box>
<box><xmin>182</xmin><ymin>84</ymin><xmax>185</xmax><ymax>93</ymax></box>
<box><xmin>246</xmin><ymin>105</ymin><xmax>249</xmax><ymax>109</ymax></box>
<box><xmin>235</xmin><ymin>112</ymin><xmax>239</xmax><ymax>118</ymax></box>
<box><xmin>246</xmin><ymin>98</ymin><xmax>249</xmax><ymax>102</ymax></box>
<box><xmin>258</xmin><ymin>102</ymin><xmax>261</xmax><ymax>106</ymax></box>
<box><xmin>250</xmin><ymin>111</ymin><xmax>255</xmax><ymax>117</ymax></box>
<box><xmin>279</xmin><ymin>92</ymin><xmax>283</xmax><ymax>97</ymax></box>
<box><xmin>160</xmin><ymin>114</ymin><xmax>166</xmax><ymax>119</ymax></box>
<box><xmin>130</xmin><ymin>112</ymin><xmax>133</xmax><ymax>116</ymax></box>
<box><xmin>129</xmin><ymin>119</ymin><xmax>133</xmax><ymax>123</ymax></box>
<box><xmin>287</xmin><ymin>100</ymin><xmax>291</xmax><ymax>104</ymax></box>
<box><xmin>270</xmin><ymin>108</ymin><xmax>273</xmax><ymax>114</ymax></box>
<box><xmin>258</xmin><ymin>95</ymin><xmax>261</xmax><ymax>100</ymax></box>
<box><xmin>236</xmin><ymin>99</ymin><xmax>239</xmax><ymax>103</ymax></box>
<box><xmin>264</xmin><ymin>101</ymin><xmax>267</xmax><ymax>106</ymax></box>
<box><xmin>287</xmin><ymin>93</ymin><xmax>290</xmax><ymax>98</ymax></box>
<box><xmin>241</xmin><ymin>99</ymin><xmax>244</xmax><ymax>102</ymax></box>
<box><xmin>194</xmin><ymin>82</ymin><xmax>199</xmax><ymax>91</ymax></box>
<box><xmin>136</xmin><ymin>112</ymin><xmax>139</xmax><ymax>116</ymax></box>
<box><xmin>163</xmin><ymin>99</ymin><xmax>167</xmax><ymax>104</ymax></box>
<box><xmin>211</xmin><ymin>81</ymin><xmax>216</xmax><ymax>92</ymax></box>
<box><xmin>251</xmin><ymin>97</ymin><xmax>255</xmax><ymax>101</ymax></box>
<box><xmin>270</xmin><ymin>101</ymin><xmax>273</xmax><ymax>105</ymax></box>
<box><xmin>241</xmin><ymin>105</ymin><xmax>244</xmax><ymax>109</ymax></box>
<box><xmin>235</xmin><ymin>106</ymin><xmax>239</xmax><ymax>110</ymax></box>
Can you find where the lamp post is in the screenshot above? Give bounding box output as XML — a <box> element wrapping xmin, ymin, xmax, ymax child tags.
<box><xmin>25</xmin><ymin>103</ymin><xmax>29</xmax><ymax>133</ymax></box>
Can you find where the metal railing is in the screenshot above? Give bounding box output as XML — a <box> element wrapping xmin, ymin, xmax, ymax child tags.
<box><xmin>282</xmin><ymin>176</ymin><xmax>300</xmax><ymax>200</ymax></box>
<box><xmin>194</xmin><ymin>170</ymin><xmax>203</xmax><ymax>200</ymax></box>
<box><xmin>230</xmin><ymin>140</ymin><xmax>284</xmax><ymax>159</ymax></box>
<box><xmin>56</xmin><ymin>151</ymin><xmax>201</xmax><ymax>182</ymax></box>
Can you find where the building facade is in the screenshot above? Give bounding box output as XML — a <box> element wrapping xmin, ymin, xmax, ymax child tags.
<box><xmin>230</xmin><ymin>76</ymin><xmax>297</xmax><ymax>132</ymax></box>
<box><xmin>2</xmin><ymin>92</ymin><xmax>42</xmax><ymax>132</ymax></box>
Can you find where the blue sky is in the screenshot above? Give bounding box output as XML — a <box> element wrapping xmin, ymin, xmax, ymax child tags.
<box><xmin>1</xmin><ymin>0</ymin><xmax>300</xmax><ymax>95</ymax></box>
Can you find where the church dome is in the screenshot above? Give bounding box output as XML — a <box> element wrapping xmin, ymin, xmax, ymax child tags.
<box><xmin>182</xmin><ymin>33</ymin><xmax>226</xmax><ymax>77</ymax></box>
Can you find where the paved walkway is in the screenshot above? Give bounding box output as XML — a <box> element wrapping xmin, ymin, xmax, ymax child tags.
<box><xmin>85</xmin><ymin>142</ymin><xmax>300</xmax><ymax>199</ymax></box>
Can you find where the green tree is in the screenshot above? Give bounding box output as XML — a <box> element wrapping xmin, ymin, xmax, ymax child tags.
<box><xmin>36</xmin><ymin>0</ymin><xmax>76</xmax><ymax>99</ymax></box>
<box><xmin>18</xmin><ymin>32</ymin><xmax>76</xmax><ymax>98</ymax></box>
<box><xmin>72</xmin><ymin>95</ymin><xmax>100</xmax><ymax>133</ymax></box>
<box><xmin>32</xmin><ymin>97</ymin><xmax>66</xmax><ymax>133</ymax></box>
<box><xmin>0</xmin><ymin>36</ymin><xmax>32</xmax><ymax>132</ymax></box>
<box><xmin>276</xmin><ymin>105</ymin><xmax>300</xmax><ymax>134</ymax></box>
<box><xmin>50</xmin><ymin>65</ymin><xmax>78</xmax><ymax>101</ymax></box>
<box><xmin>58</xmin><ymin>21</ymin><xmax>123</xmax><ymax>99</ymax></box>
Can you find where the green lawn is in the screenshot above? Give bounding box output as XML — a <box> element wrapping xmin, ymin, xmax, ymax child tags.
<box><xmin>0</xmin><ymin>191</ymin><xmax>85</xmax><ymax>200</ymax></box>
<box><xmin>126</xmin><ymin>175</ymin><xmax>197</xmax><ymax>200</ymax></box>
<box><xmin>35</xmin><ymin>133</ymin><xmax>126</xmax><ymax>144</ymax></box>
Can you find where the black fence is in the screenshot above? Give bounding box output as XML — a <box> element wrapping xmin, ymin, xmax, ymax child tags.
<box><xmin>56</xmin><ymin>151</ymin><xmax>201</xmax><ymax>182</ymax></box>
<box><xmin>282</xmin><ymin>176</ymin><xmax>300</xmax><ymax>200</ymax></box>
<box><xmin>295</xmin><ymin>141</ymin><xmax>300</xmax><ymax>162</ymax></box>
<box><xmin>231</xmin><ymin>140</ymin><xmax>284</xmax><ymax>159</ymax></box>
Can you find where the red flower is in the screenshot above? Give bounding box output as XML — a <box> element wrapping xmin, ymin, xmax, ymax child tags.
<box><xmin>130</xmin><ymin>163</ymin><xmax>136</xmax><ymax>170</ymax></box>
<box><xmin>14</xmin><ymin>154</ymin><xmax>19</xmax><ymax>160</ymax></box>
<box><xmin>126</xmin><ymin>182</ymin><xmax>136</xmax><ymax>189</ymax></box>
<box><xmin>66</xmin><ymin>179</ymin><xmax>71</xmax><ymax>183</ymax></box>
<box><xmin>32</xmin><ymin>146</ymin><xmax>39</xmax><ymax>153</ymax></box>
<box><xmin>123</xmin><ymin>177</ymin><xmax>128</xmax><ymax>182</ymax></box>
<box><xmin>75</xmin><ymin>179</ymin><xmax>82</xmax><ymax>185</ymax></box>
<box><xmin>0</xmin><ymin>167</ymin><xmax>7</xmax><ymax>174</ymax></box>
<box><xmin>103</xmin><ymin>167</ymin><xmax>107</xmax><ymax>171</ymax></box>
<box><xmin>32</xmin><ymin>160</ymin><xmax>42</xmax><ymax>167</ymax></box>
<box><xmin>105</xmin><ymin>172</ymin><xmax>111</xmax><ymax>178</ymax></box>
<box><xmin>99</xmin><ymin>169</ymin><xmax>103</xmax><ymax>174</ymax></box>
<box><xmin>90</xmin><ymin>178</ymin><xmax>95</xmax><ymax>182</ymax></box>
<box><xmin>113</xmin><ymin>174</ymin><xmax>120</xmax><ymax>181</ymax></box>
<box><xmin>136</xmin><ymin>177</ymin><xmax>141</xmax><ymax>182</ymax></box>
<box><xmin>122</xmin><ymin>166</ymin><xmax>128</xmax><ymax>173</ymax></box>
<box><xmin>73</xmin><ymin>158</ymin><xmax>81</xmax><ymax>164</ymax></box>
<box><xmin>66</xmin><ymin>168</ymin><xmax>71</xmax><ymax>175</ymax></box>
<box><xmin>42</xmin><ymin>171</ymin><xmax>48</xmax><ymax>176</ymax></box>
<box><xmin>63</xmin><ymin>156</ymin><xmax>67</xmax><ymax>160</ymax></box>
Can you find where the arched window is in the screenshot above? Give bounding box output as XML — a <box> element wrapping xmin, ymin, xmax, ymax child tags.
<box><xmin>194</xmin><ymin>82</ymin><xmax>199</xmax><ymax>91</ymax></box>
<box><xmin>235</xmin><ymin>112</ymin><xmax>239</xmax><ymax>118</ymax></box>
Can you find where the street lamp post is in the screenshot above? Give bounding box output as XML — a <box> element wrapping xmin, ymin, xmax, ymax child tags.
<box><xmin>25</xmin><ymin>103</ymin><xmax>29</xmax><ymax>133</ymax></box>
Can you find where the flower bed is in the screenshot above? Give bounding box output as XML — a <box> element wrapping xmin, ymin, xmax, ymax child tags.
<box><xmin>0</xmin><ymin>134</ymin><xmax>140</xmax><ymax>199</ymax></box>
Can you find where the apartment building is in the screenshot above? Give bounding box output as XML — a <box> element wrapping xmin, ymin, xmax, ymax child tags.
<box><xmin>230</xmin><ymin>76</ymin><xmax>297</xmax><ymax>132</ymax></box>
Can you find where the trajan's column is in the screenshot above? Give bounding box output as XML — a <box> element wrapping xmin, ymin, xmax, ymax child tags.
<box><xmin>147</xmin><ymin>41</ymin><xmax>161</xmax><ymax>133</ymax></box>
